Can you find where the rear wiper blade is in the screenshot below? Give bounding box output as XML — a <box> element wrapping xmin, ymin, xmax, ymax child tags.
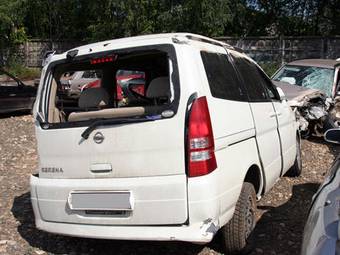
<box><xmin>81</xmin><ymin>117</ymin><xmax>158</xmax><ymax>139</ymax></box>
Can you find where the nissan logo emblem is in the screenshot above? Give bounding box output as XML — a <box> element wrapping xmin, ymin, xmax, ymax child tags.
<box><xmin>93</xmin><ymin>132</ymin><xmax>104</xmax><ymax>144</ymax></box>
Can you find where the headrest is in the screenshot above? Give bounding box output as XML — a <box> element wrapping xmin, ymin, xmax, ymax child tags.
<box><xmin>146</xmin><ymin>77</ymin><xmax>170</xmax><ymax>98</ymax></box>
<box><xmin>78</xmin><ymin>88</ymin><xmax>110</xmax><ymax>108</ymax></box>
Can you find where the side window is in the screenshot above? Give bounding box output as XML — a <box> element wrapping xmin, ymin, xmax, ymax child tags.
<box><xmin>201</xmin><ymin>51</ymin><xmax>247</xmax><ymax>101</ymax></box>
<box><xmin>257</xmin><ymin>68</ymin><xmax>280</xmax><ymax>100</ymax></box>
<box><xmin>231</xmin><ymin>55</ymin><xmax>267</xmax><ymax>102</ymax></box>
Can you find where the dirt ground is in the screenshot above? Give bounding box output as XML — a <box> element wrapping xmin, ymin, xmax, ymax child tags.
<box><xmin>0</xmin><ymin>113</ymin><xmax>339</xmax><ymax>255</ymax></box>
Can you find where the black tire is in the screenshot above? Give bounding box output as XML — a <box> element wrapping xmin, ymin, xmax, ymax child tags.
<box><xmin>286</xmin><ymin>135</ymin><xmax>302</xmax><ymax>177</ymax></box>
<box><xmin>221</xmin><ymin>182</ymin><xmax>257</xmax><ymax>255</ymax></box>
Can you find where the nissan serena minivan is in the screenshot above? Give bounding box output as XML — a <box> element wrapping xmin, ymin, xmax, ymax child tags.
<box><xmin>31</xmin><ymin>33</ymin><xmax>300</xmax><ymax>254</ymax></box>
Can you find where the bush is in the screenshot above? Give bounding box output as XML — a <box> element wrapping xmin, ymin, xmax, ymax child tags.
<box><xmin>4</xmin><ymin>61</ymin><xmax>40</xmax><ymax>80</ymax></box>
<box><xmin>259</xmin><ymin>62</ymin><xmax>282</xmax><ymax>77</ymax></box>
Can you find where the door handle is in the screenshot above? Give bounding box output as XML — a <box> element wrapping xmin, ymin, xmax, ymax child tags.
<box><xmin>269</xmin><ymin>111</ymin><xmax>282</xmax><ymax>118</ymax></box>
<box><xmin>269</xmin><ymin>112</ymin><xmax>276</xmax><ymax>118</ymax></box>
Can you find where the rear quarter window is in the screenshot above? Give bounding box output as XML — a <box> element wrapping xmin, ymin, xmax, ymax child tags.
<box><xmin>200</xmin><ymin>51</ymin><xmax>247</xmax><ymax>101</ymax></box>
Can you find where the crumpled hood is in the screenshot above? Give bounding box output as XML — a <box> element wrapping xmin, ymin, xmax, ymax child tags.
<box><xmin>273</xmin><ymin>80</ymin><xmax>326</xmax><ymax>107</ymax></box>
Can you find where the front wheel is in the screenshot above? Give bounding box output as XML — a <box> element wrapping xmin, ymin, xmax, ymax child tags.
<box><xmin>221</xmin><ymin>182</ymin><xmax>257</xmax><ymax>255</ymax></box>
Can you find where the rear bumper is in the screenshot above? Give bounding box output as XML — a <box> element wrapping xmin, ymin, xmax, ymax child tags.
<box><xmin>30</xmin><ymin>174</ymin><xmax>222</xmax><ymax>243</ymax></box>
<box><xmin>32</xmin><ymin>216</ymin><xmax>216</xmax><ymax>243</ymax></box>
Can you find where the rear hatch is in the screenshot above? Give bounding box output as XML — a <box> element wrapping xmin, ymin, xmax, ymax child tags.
<box><xmin>34</xmin><ymin>44</ymin><xmax>188</xmax><ymax>225</ymax></box>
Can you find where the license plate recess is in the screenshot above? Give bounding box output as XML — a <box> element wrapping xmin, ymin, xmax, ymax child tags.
<box><xmin>68</xmin><ymin>191</ymin><xmax>132</xmax><ymax>211</ymax></box>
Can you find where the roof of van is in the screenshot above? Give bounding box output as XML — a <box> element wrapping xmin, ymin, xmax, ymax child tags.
<box><xmin>50</xmin><ymin>33</ymin><xmax>237</xmax><ymax>63</ymax></box>
<box><xmin>80</xmin><ymin>33</ymin><xmax>232</xmax><ymax>49</ymax></box>
<box><xmin>287</xmin><ymin>59</ymin><xmax>339</xmax><ymax>69</ymax></box>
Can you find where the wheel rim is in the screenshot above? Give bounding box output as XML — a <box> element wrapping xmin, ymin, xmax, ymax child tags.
<box><xmin>245</xmin><ymin>196</ymin><xmax>255</xmax><ymax>238</ymax></box>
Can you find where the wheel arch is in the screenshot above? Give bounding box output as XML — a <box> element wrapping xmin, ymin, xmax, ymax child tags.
<box><xmin>243</xmin><ymin>164</ymin><xmax>264</xmax><ymax>197</ymax></box>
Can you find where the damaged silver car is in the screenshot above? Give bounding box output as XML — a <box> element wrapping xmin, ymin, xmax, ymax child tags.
<box><xmin>272</xmin><ymin>59</ymin><xmax>340</xmax><ymax>137</ymax></box>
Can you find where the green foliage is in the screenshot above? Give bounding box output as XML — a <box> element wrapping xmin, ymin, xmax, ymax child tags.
<box><xmin>259</xmin><ymin>62</ymin><xmax>282</xmax><ymax>77</ymax></box>
<box><xmin>1</xmin><ymin>0</ymin><xmax>339</xmax><ymax>68</ymax></box>
<box><xmin>0</xmin><ymin>0</ymin><xmax>27</xmax><ymax>65</ymax></box>
<box><xmin>0</xmin><ymin>0</ymin><xmax>27</xmax><ymax>45</ymax></box>
<box><xmin>246</xmin><ymin>0</ymin><xmax>340</xmax><ymax>36</ymax></box>
<box><xmin>5</xmin><ymin>60</ymin><xmax>40</xmax><ymax>80</ymax></box>
<box><xmin>84</xmin><ymin>0</ymin><xmax>233</xmax><ymax>41</ymax></box>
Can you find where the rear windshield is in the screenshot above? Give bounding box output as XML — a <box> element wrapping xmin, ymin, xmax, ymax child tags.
<box><xmin>39</xmin><ymin>45</ymin><xmax>179</xmax><ymax>127</ymax></box>
<box><xmin>272</xmin><ymin>65</ymin><xmax>334</xmax><ymax>97</ymax></box>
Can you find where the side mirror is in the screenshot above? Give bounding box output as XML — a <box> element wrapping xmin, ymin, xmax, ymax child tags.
<box><xmin>276</xmin><ymin>87</ymin><xmax>287</xmax><ymax>101</ymax></box>
<box><xmin>324</xmin><ymin>128</ymin><xmax>340</xmax><ymax>144</ymax></box>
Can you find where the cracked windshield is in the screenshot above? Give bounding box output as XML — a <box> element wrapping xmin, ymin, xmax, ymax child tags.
<box><xmin>273</xmin><ymin>65</ymin><xmax>334</xmax><ymax>97</ymax></box>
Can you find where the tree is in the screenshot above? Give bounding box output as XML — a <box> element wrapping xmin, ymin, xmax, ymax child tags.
<box><xmin>0</xmin><ymin>0</ymin><xmax>27</xmax><ymax>65</ymax></box>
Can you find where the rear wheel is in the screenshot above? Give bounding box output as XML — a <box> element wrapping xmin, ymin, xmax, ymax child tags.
<box><xmin>221</xmin><ymin>182</ymin><xmax>256</xmax><ymax>255</ymax></box>
<box><xmin>286</xmin><ymin>135</ymin><xmax>302</xmax><ymax>177</ymax></box>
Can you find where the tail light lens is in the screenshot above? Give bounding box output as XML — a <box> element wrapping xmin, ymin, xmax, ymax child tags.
<box><xmin>187</xmin><ymin>96</ymin><xmax>217</xmax><ymax>177</ymax></box>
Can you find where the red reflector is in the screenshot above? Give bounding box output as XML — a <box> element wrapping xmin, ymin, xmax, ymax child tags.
<box><xmin>187</xmin><ymin>96</ymin><xmax>217</xmax><ymax>177</ymax></box>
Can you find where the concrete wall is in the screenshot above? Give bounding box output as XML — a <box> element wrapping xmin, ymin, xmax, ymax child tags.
<box><xmin>17</xmin><ymin>40</ymin><xmax>81</xmax><ymax>67</ymax></box>
<box><xmin>217</xmin><ymin>36</ymin><xmax>340</xmax><ymax>64</ymax></box>
<box><xmin>9</xmin><ymin>36</ymin><xmax>340</xmax><ymax>67</ymax></box>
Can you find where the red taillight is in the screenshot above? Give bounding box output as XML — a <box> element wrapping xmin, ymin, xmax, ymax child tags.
<box><xmin>187</xmin><ymin>96</ymin><xmax>217</xmax><ymax>177</ymax></box>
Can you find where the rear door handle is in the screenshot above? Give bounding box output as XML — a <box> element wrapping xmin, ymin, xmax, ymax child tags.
<box><xmin>269</xmin><ymin>112</ymin><xmax>276</xmax><ymax>118</ymax></box>
<box><xmin>269</xmin><ymin>111</ymin><xmax>282</xmax><ymax>118</ymax></box>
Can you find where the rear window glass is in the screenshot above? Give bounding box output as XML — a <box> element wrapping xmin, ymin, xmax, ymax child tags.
<box><xmin>43</xmin><ymin>47</ymin><xmax>178</xmax><ymax>125</ymax></box>
<box><xmin>201</xmin><ymin>51</ymin><xmax>246</xmax><ymax>101</ymax></box>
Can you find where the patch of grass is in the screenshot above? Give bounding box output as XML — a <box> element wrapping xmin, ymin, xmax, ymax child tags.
<box><xmin>4</xmin><ymin>62</ymin><xmax>40</xmax><ymax>80</ymax></box>
<box><xmin>259</xmin><ymin>62</ymin><xmax>282</xmax><ymax>77</ymax></box>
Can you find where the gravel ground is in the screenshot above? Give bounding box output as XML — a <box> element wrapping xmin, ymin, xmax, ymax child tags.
<box><xmin>0</xmin><ymin>113</ymin><xmax>339</xmax><ymax>255</ymax></box>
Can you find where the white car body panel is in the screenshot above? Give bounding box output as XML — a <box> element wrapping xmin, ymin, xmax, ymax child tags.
<box><xmin>301</xmin><ymin>156</ymin><xmax>340</xmax><ymax>255</ymax></box>
<box><xmin>249</xmin><ymin>102</ymin><xmax>282</xmax><ymax>191</ymax></box>
<box><xmin>272</xmin><ymin>100</ymin><xmax>297</xmax><ymax>174</ymax></box>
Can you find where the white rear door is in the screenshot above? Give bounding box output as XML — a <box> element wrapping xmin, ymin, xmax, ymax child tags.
<box><xmin>35</xmin><ymin>44</ymin><xmax>189</xmax><ymax>225</ymax></box>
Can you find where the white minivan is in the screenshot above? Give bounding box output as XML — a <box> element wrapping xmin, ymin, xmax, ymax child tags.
<box><xmin>31</xmin><ymin>33</ymin><xmax>300</xmax><ymax>254</ymax></box>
